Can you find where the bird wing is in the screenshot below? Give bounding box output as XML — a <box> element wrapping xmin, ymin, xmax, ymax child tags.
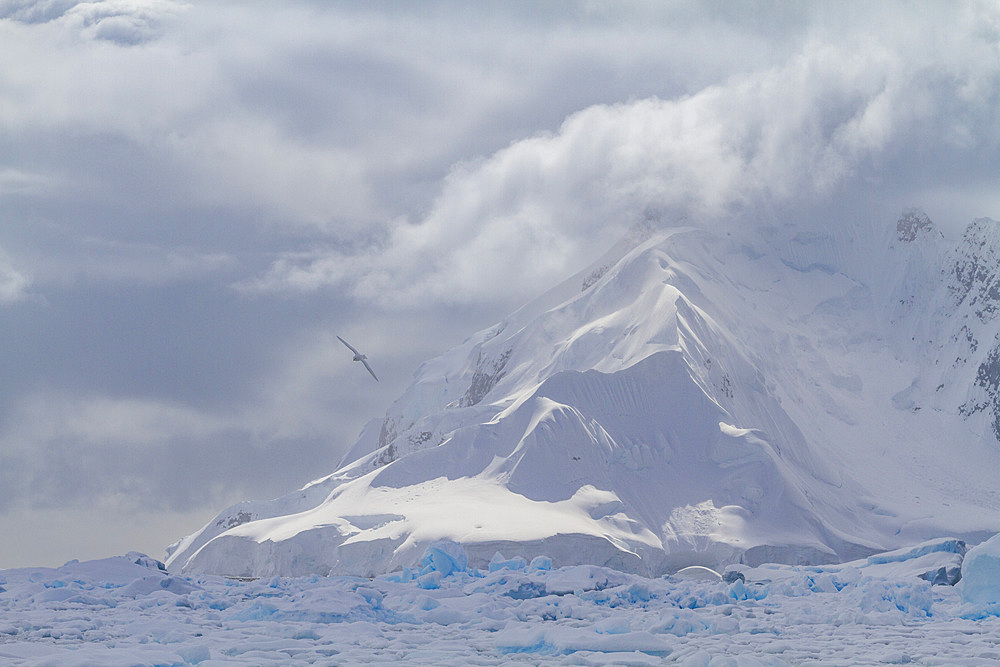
<box><xmin>337</xmin><ymin>335</ymin><xmax>360</xmax><ymax>356</ymax></box>
<box><xmin>361</xmin><ymin>358</ymin><xmax>379</xmax><ymax>382</ymax></box>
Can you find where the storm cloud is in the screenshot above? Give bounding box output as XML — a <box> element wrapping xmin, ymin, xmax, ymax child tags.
<box><xmin>1</xmin><ymin>0</ymin><xmax>998</xmax><ymax>566</ymax></box>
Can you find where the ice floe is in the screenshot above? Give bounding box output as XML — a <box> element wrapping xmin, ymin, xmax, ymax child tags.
<box><xmin>4</xmin><ymin>536</ymin><xmax>1000</xmax><ymax>664</ymax></box>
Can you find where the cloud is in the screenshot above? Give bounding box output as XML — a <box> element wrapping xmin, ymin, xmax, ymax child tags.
<box><xmin>0</xmin><ymin>168</ymin><xmax>52</xmax><ymax>195</ymax></box>
<box><xmin>5</xmin><ymin>393</ymin><xmax>228</xmax><ymax>450</ymax></box>
<box><xmin>246</xmin><ymin>12</ymin><xmax>1000</xmax><ymax>309</ymax></box>
<box><xmin>0</xmin><ymin>321</ymin><xmax>405</xmax><ymax>513</ymax></box>
<box><xmin>0</xmin><ymin>388</ymin><xmax>337</xmax><ymax>513</ymax></box>
<box><xmin>70</xmin><ymin>0</ymin><xmax>185</xmax><ymax>45</ymax></box>
<box><xmin>0</xmin><ymin>0</ymin><xmax>820</xmax><ymax>249</ymax></box>
<box><xmin>0</xmin><ymin>250</ymin><xmax>30</xmax><ymax>303</ymax></box>
<box><xmin>0</xmin><ymin>0</ymin><xmax>187</xmax><ymax>43</ymax></box>
<box><xmin>0</xmin><ymin>0</ymin><xmax>80</xmax><ymax>23</ymax></box>
<box><xmin>0</xmin><ymin>264</ymin><xmax>30</xmax><ymax>302</ymax></box>
<box><xmin>40</xmin><ymin>235</ymin><xmax>238</xmax><ymax>288</ymax></box>
<box><xmin>2</xmin><ymin>1</ymin><xmax>999</xmax><ymax>567</ymax></box>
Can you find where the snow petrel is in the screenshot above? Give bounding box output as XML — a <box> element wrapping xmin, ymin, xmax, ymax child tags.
<box><xmin>337</xmin><ymin>336</ymin><xmax>379</xmax><ymax>382</ymax></box>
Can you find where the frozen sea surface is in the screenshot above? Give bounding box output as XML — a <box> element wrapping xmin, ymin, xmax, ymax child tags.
<box><xmin>2</xmin><ymin>540</ymin><xmax>1000</xmax><ymax>666</ymax></box>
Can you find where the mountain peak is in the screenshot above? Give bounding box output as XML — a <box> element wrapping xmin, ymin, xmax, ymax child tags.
<box><xmin>951</xmin><ymin>217</ymin><xmax>1000</xmax><ymax>321</ymax></box>
<box><xmin>166</xmin><ymin>213</ymin><xmax>1000</xmax><ymax>579</ymax></box>
<box><xmin>895</xmin><ymin>207</ymin><xmax>940</xmax><ymax>243</ymax></box>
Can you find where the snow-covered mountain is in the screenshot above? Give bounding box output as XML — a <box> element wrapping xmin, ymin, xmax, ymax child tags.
<box><xmin>166</xmin><ymin>211</ymin><xmax>1000</xmax><ymax>578</ymax></box>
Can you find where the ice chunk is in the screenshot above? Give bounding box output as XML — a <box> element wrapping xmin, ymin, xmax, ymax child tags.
<box><xmin>489</xmin><ymin>552</ymin><xmax>527</xmax><ymax>572</ymax></box>
<box><xmin>856</xmin><ymin>580</ymin><xmax>933</xmax><ymax>617</ymax></box>
<box><xmin>865</xmin><ymin>537</ymin><xmax>966</xmax><ymax>565</ymax></box>
<box><xmin>722</xmin><ymin>568</ymin><xmax>745</xmax><ymax>584</ymax></box>
<box><xmin>417</xmin><ymin>571</ymin><xmax>443</xmax><ymax>590</ymax></box>
<box><xmin>543</xmin><ymin>564</ymin><xmax>627</xmax><ymax>595</ymax></box>
<box><xmin>496</xmin><ymin>625</ymin><xmax>671</xmax><ymax>657</ymax></box>
<box><xmin>960</xmin><ymin>532</ymin><xmax>1000</xmax><ymax>606</ymax></box>
<box><xmin>383</xmin><ymin>567</ymin><xmax>415</xmax><ymax>583</ymax></box>
<box><xmin>623</xmin><ymin>582</ymin><xmax>653</xmax><ymax>603</ymax></box>
<box><xmin>125</xmin><ymin>551</ymin><xmax>167</xmax><ymax>572</ymax></box>
<box><xmin>418</xmin><ymin>540</ymin><xmax>468</xmax><ymax>577</ymax></box>
<box><xmin>529</xmin><ymin>555</ymin><xmax>553</xmax><ymax>571</ymax></box>
<box><xmin>176</xmin><ymin>644</ymin><xmax>211</xmax><ymax>664</ymax></box>
<box><xmin>919</xmin><ymin>565</ymin><xmax>962</xmax><ymax>586</ymax></box>
<box><xmin>118</xmin><ymin>575</ymin><xmax>198</xmax><ymax>597</ymax></box>
<box><xmin>593</xmin><ymin>616</ymin><xmax>631</xmax><ymax>634</ymax></box>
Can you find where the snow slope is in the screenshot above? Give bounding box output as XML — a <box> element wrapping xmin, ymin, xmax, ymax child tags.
<box><xmin>167</xmin><ymin>211</ymin><xmax>1000</xmax><ymax>578</ymax></box>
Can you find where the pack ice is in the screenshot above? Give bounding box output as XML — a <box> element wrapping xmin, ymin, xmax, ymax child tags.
<box><xmin>167</xmin><ymin>211</ymin><xmax>1000</xmax><ymax>579</ymax></box>
<box><xmin>5</xmin><ymin>538</ymin><xmax>1000</xmax><ymax>665</ymax></box>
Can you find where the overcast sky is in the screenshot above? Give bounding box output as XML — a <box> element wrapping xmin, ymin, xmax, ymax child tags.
<box><xmin>1</xmin><ymin>1</ymin><xmax>998</xmax><ymax>568</ymax></box>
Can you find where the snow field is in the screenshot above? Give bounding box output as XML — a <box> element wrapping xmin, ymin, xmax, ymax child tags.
<box><xmin>4</xmin><ymin>538</ymin><xmax>1000</xmax><ymax>665</ymax></box>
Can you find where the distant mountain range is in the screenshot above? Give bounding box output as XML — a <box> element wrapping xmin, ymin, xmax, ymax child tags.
<box><xmin>166</xmin><ymin>210</ymin><xmax>1000</xmax><ymax>578</ymax></box>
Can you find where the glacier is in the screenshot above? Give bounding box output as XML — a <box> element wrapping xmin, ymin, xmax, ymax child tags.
<box><xmin>166</xmin><ymin>211</ymin><xmax>1000</xmax><ymax>578</ymax></box>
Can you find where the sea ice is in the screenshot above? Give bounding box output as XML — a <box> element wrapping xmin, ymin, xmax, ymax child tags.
<box><xmin>4</xmin><ymin>538</ymin><xmax>1000</xmax><ymax>664</ymax></box>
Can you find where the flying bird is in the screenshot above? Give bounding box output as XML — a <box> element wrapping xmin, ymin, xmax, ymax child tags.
<box><xmin>337</xmin><ymin>335</ymin><xmax>379</xmax><ymax>382</ymax></box>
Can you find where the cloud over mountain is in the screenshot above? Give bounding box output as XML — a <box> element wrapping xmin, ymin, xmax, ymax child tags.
<box><xmin>1</xmin><ymin>1</ymin><xmax>998</xmax><ymax>567</ymax></box>
<box><xmin>248</xmin><ymin>9</ymin><xmax>1000</xmax><ymax>309</ymax></box>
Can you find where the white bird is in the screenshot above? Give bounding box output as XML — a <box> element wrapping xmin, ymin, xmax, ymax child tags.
<box><xmin>337</xmin><ymin>336</ymin><xmax>379</xmax><ymax>382</ymax></box>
